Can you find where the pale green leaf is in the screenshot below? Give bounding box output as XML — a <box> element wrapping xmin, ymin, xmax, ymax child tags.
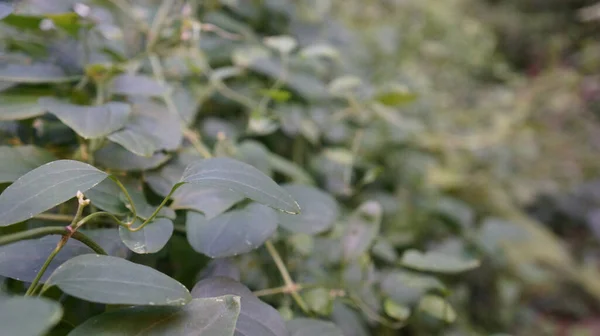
<box><xmin>400</xmin><ymin>249</ymin><xmax>480</xmax><ymax>274</ymax></box>
<box><xmin>110</xmin><ymin>74</ymin><xmax>168</xmax><ymax>96</ymax></box>
<box><xmin>0</xmin><ymin>94</ymin><xmax>45</xmax><ymax>120</ymax></box>
<box><xmin>417</xmin><ymin>295</ymin><xmax>456</xmax><ymax>323</ymax></box>
<box><xmin>119</xmin><ymin>218</ymin><xmax>174</xmax><ymax>254</ymax></box>
<box><xmin>0</xmin><ymin>64</ymin><xmax>80</xmax><ymax>83</ymax></box>
<box><xmin>287</xmin><ymin>318</ymin><xmax>343</xmax><ymax>336</ymax></box>
<box><xmin>342</xmin><ymin>201</ymin><xmax>382</xmax><ymax>260</ymax></box>
<box><xmin>0</xmin><ymin>145</ymin><xmax>55</xmax><ymax>183</ymax></box>
<box><xmin>278</xmin><ymin>184</ymin><xmax>339</xmax><ymax>234</ymax></box>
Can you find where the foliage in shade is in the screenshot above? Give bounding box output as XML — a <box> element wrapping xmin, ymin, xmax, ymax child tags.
<box><xmin>0</xmin><ymin>297</ymin><xmax>63</xmax><ymax>336</ymax></box>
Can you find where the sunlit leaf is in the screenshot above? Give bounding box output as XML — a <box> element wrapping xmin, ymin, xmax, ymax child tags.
<box><xmin>68</xmin><ymin>296</ymin><xmax>240</xmax><ymax>336</ymax></box>
<box><xmin>0</xmin><ymin>160</ymin><xmax>108</xmax><ymax>226</ymax></box>
<box><xmin>0</xmin><ymin>297</ymin><xmax>63</xmax><ymax>336</ymax></box>
<box><xmin>186</xmin><ymin>203</ymin><xmax>278</xmax><ymax>258</ymax></box>
<box><xmin>119</xmin><ymin>218</ymin><xmax>174</xmax><ymax>254</ymax></box>
<box><xmin>39</xmin><ymin>98</ymin><xmax>131</xmax><ymax>139</ymax></box>
<box><xmin>278</xmin><ymin>184</ymin><xmax>339</xmax><ymax>234</ymax></box>
<box><xmin>192</xmin><ymin>277</ymin><xmax>287</xmax><ymax>336</ymax></box>
<box><xmin>417</xmin><ymin>295</ymin><xmax>456</xmax><ymax>323</ymax></box>
<box><xmin>44</xmin><ymin>254</ymin><xmax>191</xmax><ymax>306</ymax></box>
<box><xmin>401</xmin><ymin>250</ymin><xmax>480</xmax><ymax>274</ymax></box>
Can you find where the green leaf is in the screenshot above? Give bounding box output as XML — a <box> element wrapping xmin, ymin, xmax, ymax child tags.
<box><xmin>110</xmin><ymin>74</ymin><xmax>168</xmax><ymax>97</ymax></box>
<box><xmin>330</xmin><ymin>301</ymin><xmax>369</xmax><ymax>336</ymax></box>
<box><xmin>287</xmin><ymin>318</ymin><xmax>343</xmax><ymax>336</ymax></box>
<box><xmin>384</xmin><ymin>299</ymin><xmax>411</xmax><ymax>321</ymax></box>
<box><xmin>0</xmin><ymin>3</ymin><xmax>12</xmax><ymax>20</ymax></box>
<box><xmin>235</xmin><ymin>140</ymin><xmax>273</xmax><ymax>176</ymax></box>
<box><xmin>0</xmin><ymin>94</ymin><xmax>45</xmax><ymax>120</ymax></box>
<box><xmin>380</xmin><ymin>270</ymin><xmax>446</xmax><ymax>305</ymax></box>
<box><xmin>0</xmin><ymin>145</ymin><xmax>56</xmax><ymax>183</ymax></box>
<box><xmin>144</xmin><ymin>152</ymin><xmax>202</xmax><ymax>197</ymax></box>
<box><xmin>0</xmin><ymin>160</ymin><xmax>108</xmax><ymax>226</ymax></box>
<box><xmin>278</xmin><ymin>184</ymin><xmax>339</xmax><ymax>234</ymax></box>
<box><xmin>39</xmin><ymin>98</ymin><xmax>132</xmax><ymax>139</ymax></box>
<box><xmin>179</xmin><ymin>157</ymin><xmax>300</xmax><ymax>214</ymax></box>
<box><xmin>374</xmin><ymin>87</ymin><xmax>417</xmax><ymax>107</ymax></box>
<box><xmin>342</xmin><ymin>201</ymin><xmax>382</xmax><ymax>261</ymax></box>
<box><xmin>186</xmin><ymin>203</ymin><xmax>278</xmax><ymax>258</ymax></box>
<box><xmin>119</xmin><ymin>182</ymin><xmax>176</xmax><ymax>220</ymax></box>
<box><xmin>44</xmin><ymin>254</ymin><xmax>192</xmax><ymax>306</ymax></box>
<box><xmin>68</xmin><ymin>296</ymin><xmax>240</xmax><ymax>336</ymax></box>
<box><xmin>198</xmin><ymin>259</ymin><xmax>241</xmax><ymax>281</ymax></box>
<box><xmin>119</xmin><ymin>218</ymin><xmax>174</xmax><ymax>254</ymax></box>
<box><xmin>417</xmin><ymin>295</ymin><xmax>456</xmax><ymax>323</ymax></box>
<box><xmin>400</xmin><ymin>249</ymin><xmax>480</xmax><ymax>274</ymax></box>
<box><xmin>304</xmin><ymin>288</ymin><xmax>332</xmax><ymax>315</ymax></box>
<box><xmin>171</xmin><ymin>186</ymin><xmax>244</xmax><ymax>219</ymax></box>
<box><xmin>0</xmin><ymin>229</ymin><xmax>128</xmax><ymax>283</ymax></box>
<box><xmin>0</xmin><ymin>64</ymin><xmax>80</xmax><ymax>83</ymax></box>
<box><xmin>86</xmin><ymin>179</ymin><xmax>129</xmax><ymax>215</ymax></box>
<box><xmin>2</xmin><ymin>12</ymin><xmax>84</xmax><ymax>35</ymax></box>
<box><xmin>95</xmin><ymin>142</ymin><xmax>171</xmax><ymax>171</ymax></box>
<box><xmin>107</xmin><ymin>100</ymin><xmax>182</xmax><ymax>156</ymax></box>
<box><xmin>0</xmin><ymin>297</ymin><xmax>63</xmax><ymax>336</ymax></box>
<box><xmin>192</xmin><ymin>277</ymin><xmax>287</xmax><ymax>336</ymax></box>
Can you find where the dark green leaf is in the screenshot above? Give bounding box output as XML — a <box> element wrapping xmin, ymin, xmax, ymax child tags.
<box><xmin>0</xmin><ymin>160</ymin><xmax>108</xmax><ymax>226</ymax></box>
<box><xmin>0</xmin><ymin>64</ymin><xmax>80</xmax><ymax>83</ymax></box>
<box><xmin>44</xmin><ymin>254</ymin><xmax>192</xmax><ymax>306</ymax></box>
<box><xmin>86</xmin><ymin>179</ymin><xmax>129</xmax><ymax>215</ymax></box>
<box><xmin>0</xmin><ymin>94</ymin><xmax>45</xmax><ymax>120</ymax></box>
<box><xmin>110</xmin><ymin>74</ymin><xmax>168</xmax><ymax>97</ymax></box>
<box><xmin>0</xmin><ymin>297</ymin><xmax>63</xmax><ymax>336</ymax></box>
<box><xmin>186</xmin><ymin>203</ymin><xmax>278</xmax><ymax>258</ymax></box>
<box><xmin>107</xmin><ymin>100</ymin><xmax>182</xmax><ymax>156</ymax></box>
<box><xmin>2</xmin><ymin>12</ymin><xmax>83</xmax><ymax>35</ymax></box>
<box><xmin>39</xmin><ymin>98</ymin><xmax>131</xmax><ymax>139</ymax></box>
<box><xmin>0</xmin><ymin>145</ymin><xmax>56</xmax><ymax>183</ymax></box>
<box><xmin>400</xmin><ymin>249</ymin><xmax>480</xmax><ymax>274</ymax></box>
<box><xmin>342</xmin><ymin>201</ymin><xmax>382</xmax><ymax>261</ymax></box>
<box><xmin>145</xmin><ymin>152</ymin><xmax>202</xmax><ymax>197</ymax></box>
<box><xmin>0</xmin><ymin>229</ymin><xmax>128</xmax><ymax>283</ymax></box>
<box><xmin>287</xmin><ymin>318</ymin><xmax>343</xmax><ymax>336</ymax></box>
<box><xmin>278</xmin><ymin>184</ymin><xmax>339</xmax><ymax>234</ymax></box>
<box><xmin>180</xmin><ymin>157</ymin><xmax>300</xmax><ymax>214</ymax></box>
<box><xmin>192</xmin><ymin>277</ymin><xmax>287</xmax><ymax>336</ymax></box>
<box><xmin>95</xmin><ymin>142</ymin><xmax>170</xmax><ymax>171</ymax></box>
<box><xmin>171</xmin><ymin>186</ymin><xmax>244</xmax><ymax>219</ymax></box>
<box><xmin>330</xmin><ymin>301</ymin><xmax>369</xmax><ymax>336</ymax></box>
<box><xmin>68</xmin><ymin>296</ymin><xmax>240</xmax><ymax>336</ymax></box>
<box><xmin>380</xmin><ymin>270</ymin><xmax>446</xmax><ymax>305</ymax></box>
<box><xmin>119</xmin><ymin>218</ymin><xmax>174</xmax><ymax>254</ymax></box>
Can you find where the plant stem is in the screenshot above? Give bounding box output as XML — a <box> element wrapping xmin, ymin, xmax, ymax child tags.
<box><xmin>109</xmin><ymin>176</ymin><xmax>137</xmax><ymax>225</ymax></box>
<box><xmin>0</xmin><ymin>227</ymin><xmax>107</xmax><ymax>255</ymax></box>
<box><xmin>25</xmin><ymin>237</ymin><xmax>66</xmax><ymax>296</ymax></box>
<box><xmin>34</xmin><ymin>213</ymin><xmax>73</xmax><ymax>222</ymax></box>
<box><xmin>264</xmin><ymin>240</ymin><xmax>310</xmax><ymax>313</ymax></box>
<box><xmin>253</xmin><ymin>284</ymin><xmax>304</xmax><ymax>297</ymax></box>
<box><xmin>146</xmin><ymin>0</ymin><xmax>176</xmax><ymax>50</ymax></box>
<box><xmin>128</xmin><ymin>184</ymin><xmax>180</xmax><ymax>232</ymax></box>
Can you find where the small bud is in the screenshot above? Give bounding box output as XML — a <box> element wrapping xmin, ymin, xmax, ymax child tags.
<box><xmin>73</xmin><ymin>3</ymin><xmax>91</xmax><ymax>18</ymax></box>
<box><xmin>76</xmin><ymin>190</ymin><xmax>84</xmax><ymax>200</ymax></box>
<box><xmin>39</xmin><ymin>18</ymin><xmax>56</xmax><ymax>31</ymax></box>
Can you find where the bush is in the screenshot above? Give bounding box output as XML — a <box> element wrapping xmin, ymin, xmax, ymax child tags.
<box><xmin>1</xmin><ymin>1</ymin><xmax>600</xmax><ymax>335</ymax></box>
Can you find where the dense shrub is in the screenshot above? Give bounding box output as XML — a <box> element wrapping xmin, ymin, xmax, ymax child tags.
<box><xmin>1</xmin><ymin>0</ymin><xmax>600</xmax><ymax>335</ymax></box>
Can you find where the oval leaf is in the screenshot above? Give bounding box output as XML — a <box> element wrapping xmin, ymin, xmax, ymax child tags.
<box><xmin>171</xmin><ymin>185</ymin><xmax>244</xmax><ymax>219</ymax></box>
<box><xmin>278</xmin><ymin>184</ymin><xmax>339</xmax><ymax>234</ymax></box>
<box><xmin>0</xmin><ymin>64</ymin><xmax>80</xmax><ymax>83</ymax></box>
<box><xmin>0</xmin><ymin>94</ymin><xmax>45</xmax><ymax>120</ymax></box>
<box><xmin>0</xmin><ymin>160</ymin><xmax>108</xmax><ymax>226</ymax></box>
<box><xmin>95</xmin><ymin>142</ymin><xmax>170</xmax><ymax>171</ymax></box>
<box><xmin>342</xmin><ymin>201</ymin><xmax>382</xmax><ymax>261</ymax></box>
<box><xmin>39</xmin><ymin>97</ymin><xmax>132</xmax><ymax>139</ymax></box>
<box><xmin>110</xmin><ymin>74</ymin><xmax>168</xmax><ymax>96</ymax></box>
<box><xmin>119</xmin><ymin>218</ymin><xmax>174</xmax><ymax>254</ymax></box>
<box><xmin>68</xmin><ymin>296</ymin><xmax>240</xmax><ymax>336</ymax></box>
<box><xmin>192</xmin><ymin>277</ymin><xmax>287</xmax><ymax>336</ymax></box>
<box><xmin>44</xmin><ymin>254</ymin><xmax>191</xmax><ymax>306</ymax></box>
<box><xmin>400</xmin><ymin>250</ymin><xmax>480</xmax><ymax>274</ymax></box>
<box><xmin>417</xmin><ymin>295</ymin><xmax>456</xmax><ymax>323</ymax></box>
<box><xmin>0</xmin><ymin>229</ymin><xmax>129</xmax><ymax>283</ymax></box>
<box><xmin>0</xmin><ymin>145</ymin><xmax>56</xmax><ymax>183</ymax></box>
<box><xmin>287</xmin><ymin>318</ymin><xmax>343</xmax><ymax>336</ymax></box>
<box><xmin>0</xmin><ymin>297</ymin><xmax>63</xmax><ymax>336</ymax></box>
<box><xmin>179</xmin><ymin>157</ymin><xmax>300</xmax><ymax>214</ymax></box>
<box><xmin>186</xmin><ymin>203</ymin><xmax>278</xmax><ymax>258</ymax></box>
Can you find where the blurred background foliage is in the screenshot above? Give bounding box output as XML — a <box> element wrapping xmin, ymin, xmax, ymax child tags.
<box><xmin>2</xmin><ymin>0</ymin><xmax>600</xmax><ymax>335</ymax></box>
